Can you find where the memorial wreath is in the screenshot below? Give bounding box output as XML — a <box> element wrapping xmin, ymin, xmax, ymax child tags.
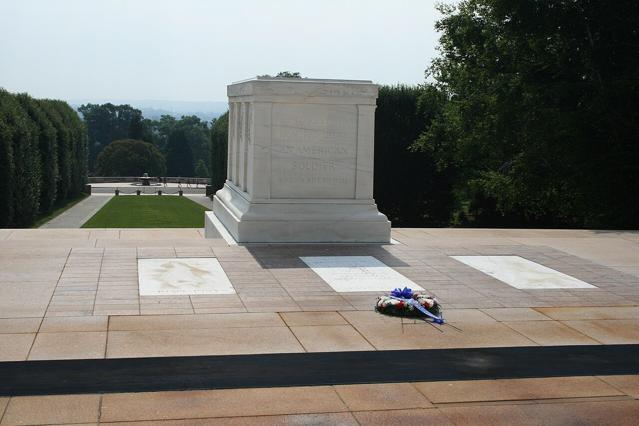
<box><xmin>376</xmin><ymin>287</ymin><xmax>444</xmax><ymax>324</ymax></box>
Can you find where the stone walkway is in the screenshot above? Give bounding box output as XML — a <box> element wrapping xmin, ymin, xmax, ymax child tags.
<box><xmin>39</xmin><ymin>195</ymin><xmax>113</xmax><ymax>229</ymax></box>
<box><xmin>185</xmin><ymin>194</ymin><xmax>214</xmax><ymax>210</ymax></box>
<box><xmin>1</xmin><ymin>228</ymin><xmax>638</xmax><ymax>423</ymax></box>
<box><xmin>2</xmin><ymin>377</ymin><xmax>639</xmax><ymax>425</ymax></box>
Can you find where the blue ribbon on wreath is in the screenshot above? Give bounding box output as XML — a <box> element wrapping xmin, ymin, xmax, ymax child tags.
<box><xmin>390</xmin><ymin>287</ymin><xmax>444</xmax><ymax>324</ymax></box>
<box><xmin>391</xmin><ymin>287</ymin><xmax>414</xmax><ymax>298</ymax></box>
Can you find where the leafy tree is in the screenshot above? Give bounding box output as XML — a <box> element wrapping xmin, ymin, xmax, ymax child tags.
<box><xmin>210</xmin><ymin>111</ymin><xmax>228</xmax><ymax>190</ymax></box>
<box><xmin>128</xmin><ymin>110</ymin><xmax>145</xmax><ymax>140</ymax></box>
<box><xmin>153</xmin><ymin>114</ymin><xmax>177</xmax><ymax>149</ymax></box>
<box><xmin>176</xmin><ymin>115</ymin><xmax>210</xmax><ymax>172</ymax></box>
<box><xmin>414</xmin><ymin>0</ymin><xmax>639</xmax><ymax>228</ymax></box>
<box><xmin>96</xmin><ymin>139</ymin><xmax>166</xmax><ymax>176</ymax></box>
<box><xmin>78</xmin><ymin>103</ymin><xmax>142</xmax><ymax>171</ymax></box>
<box><xmin>195</xmin><ymin>159</ymin><xmax>209</xmax><ymax>177</ymax></box>
<box><xmin>259</xmin><ymin>71</ymin><xmax>303</xmax><ymax>78</ymax></box>
<box><xmin>276</xmin><ymin>71</ymin><xmax>302</xmax><ymax>78</ymax></box>
<box><xmin>165</xmin><ymin>128</ymin><xmax>194</xmax><ymax>176</ymax></box>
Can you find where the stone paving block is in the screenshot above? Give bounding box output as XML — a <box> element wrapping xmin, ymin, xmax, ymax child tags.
<box><xmin>482</xmin><ymin>307</ymin><xmax>552</xmax><ymax>321</ymax></box>
<box><xmin>39</xmin><ymin>316</ymin><xmax>108</xmax><ymax>332</ymax></box>
<box><xmin>503</xmin><ymin>320</ymin><xmax>600</xmax><ymax>346</ymax></box>
<box><xmin>194</xmin><ymin>307</ymin><xmax>248</xmax><ymax>314</ymax></box>
<box><xmin>93</xmin><ymin>306</ymin><xmax>140</xmax><ymax>316</ymax></box>
<box><xmin>0</xmin><ymin>334</ymin><xmax>35</xmax><ymax>361</ymax></box>
<box><xmin>280</xmin><ymin>311</ymin><xmax>348</xmax><ymax>326</ymax></box>
<box><xmin>45</xmin><ymin>310</ymin><xmax>95</xmax><ymax>318</ymax></box>
<box><xmin>430</xmin><ymin>308</ymin><xmax>496</xmax><ymax>324</ymax></box>
<box><xmin>1</xmin><ymin>394</ymin><xmax>100</xmax><ymax>425</ymax></box>
<box><xmin>351</xmin><ymin>320</ymin><xmax>535</xmax><ymax>350</ymax></box>
<box><xmin>599</xmin><ymin>375</ymin><xmax>639</xmax><ymax>398</ymax></box>
<box><xmin>109</xmin><ymin>312</ymin><xmax>284</xmax><ymax>331</ymax></box>
<box><xmin>518</xmin><ymin>400</ymin><xmax>639</xmax><ymax>426</ymax></box>
<box><xmin>353</xmin><ymin>408</ymin><xmax>452</xmax><ymax>426</ymax></box>
<box><xmin>140</xmin><ymin>308</ymin><xmax>195</xmax><ymax>315</ymax></box>
<box><xmin>437</xmin><ymin>403</ymin><xmax>540</xmax><ymax>426</ymax></box>
<box><xmin>414</xmin><ymin>377</ymin><xmax>622</xmax><ymax>404</ymax></box>
<box><xmin>0</xmin><ymin>283</ymin><xmax>56</xmax><ymax>318</ymax></box>
<box><xmin>120</xmin><ymin>229</ymin><xmax>202</xmax><ymax>240</ymax></box>
<box><xmin>106</xmin><ymin>327</ymin><xmax>303</xmax><ymax>358</ymax></box>
<box><xmin>0</xmin><ymin>318</ymin><xmax>41</xmax><ymax>334</ymax></box>
<box><xmin>291</xmin><ymin>325</ymin><xmax>374</xmax><ymax>352</ymax></box>
<box><xmin>100</xmin><ymin>412</ymin><xmax>359</xmax><ymax>426</ymax></box>
<box><xmin>28</xmin><ymin>331</ymin><xmax>107</xmax><ymax>360</ymax></box>
<box><xmin>8</xmin><ymin>229</ymin><xmax>91</xmax><ymax>240</ymax></box>
<box><xmin>334</xmin><ymin>383</ymin><xmax>432</xmax><ymax>411</ymax></box>
<box><xmin>100</xmin><ymin>387</ymin><xmax>348</xmax><ymax>422</ymax></box>
<box><xmin>0</xmin><ymin>398</ymin><xmax>7</xmax><ymax>422</ymax></box>
<box><xmin>536</xmin><ymin>306</ymin><xmax>639</xmax><ymax>320</ymax></box>
<box><xmin>562</xmin><ymin>319</ymin><xmax>639</xmax><ymax>344</ymax></box>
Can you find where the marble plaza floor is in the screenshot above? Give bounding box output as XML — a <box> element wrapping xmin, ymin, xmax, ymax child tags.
<box><xmin>1</xmin><ymin>228</ymin><xmax>639</xmax><ymax>424</ymax></box>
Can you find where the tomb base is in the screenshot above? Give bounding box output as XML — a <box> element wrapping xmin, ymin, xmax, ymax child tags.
<box><xmin>206</xmin><ymin>183</ymin><xmax>390</xmax><ymax>243</ymax></box>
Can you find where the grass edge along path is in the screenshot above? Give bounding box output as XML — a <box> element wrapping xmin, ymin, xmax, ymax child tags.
<box><xmin>32</xmin><ymin>193</ymin><xmax>89</xmax><ymax>228</ymax></box>
<box><xmin>82</xmin><ymin>195</ymin><xmax>209</xmax><ymax>228</ymax></box>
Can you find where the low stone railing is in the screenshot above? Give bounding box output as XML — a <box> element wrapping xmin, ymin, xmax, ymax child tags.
<box><xmin>88</xmin><ymin>176</ymin><xmax>210</xmax><ymax>185</ymax></box>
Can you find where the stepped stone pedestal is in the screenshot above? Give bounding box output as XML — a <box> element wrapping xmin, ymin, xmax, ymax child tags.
<box><xmin>205</xmin><ymin>77</ymin><xmax>390</xmax><ymax>243</ymax></box>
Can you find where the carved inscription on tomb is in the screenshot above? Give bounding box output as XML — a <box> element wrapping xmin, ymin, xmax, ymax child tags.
<box><xmin>270</xmin><ymin>103</ymin><xmax>357</xmax><ymax>199</ymax></box>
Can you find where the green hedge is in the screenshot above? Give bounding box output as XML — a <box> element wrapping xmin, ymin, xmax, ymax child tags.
<box><xmin>374</xmin><ymin>85</ymin><xmax>456</xmax><ymax>226</ymax></box>
<box><xmin>209</xmin><ymin>111</ymin><xmax>228</xmax><ymax>191</ymax></box>
<box><xmin>0</xmin><ymin>89</ymin><xmax>87</xmax><ymax>228</ymax></box>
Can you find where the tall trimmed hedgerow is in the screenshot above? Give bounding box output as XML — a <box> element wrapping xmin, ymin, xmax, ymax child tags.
<box><xmin>0</xmin><ymin>110</ymin><xmax>15</xmax><ymax>227</ymax></box>
<box><xmin>16</xmin><ymin>94</ymin><xmax>59</xmax><ymax>213</ymax></box>
<box><xmin>40</xmin><ymin>99</ymin><xmax>72</xmax><ymax>201</ymax></box>
<box><xmin>0</xmin><ymin>90</ymin><xmax>86</xmax><ymax>228</ymax></box>
<box><xmin>51</xmin><ymin>100</ymin><xmax>87</xmax><ymax>195</ymax></box>
<box><xmin>209</xmin><ymin>111</ymin><xmax>228</xmax><ymax>190</ymax></box>
<box><xmin>374</xmin><ymin>85</ymin><xmax>455</xmax><ymax>226</ymax></box>
<box><xmin>0</xmin><ymin>89</ymin><xmax>41</xmax><ymax>227</ymax></box>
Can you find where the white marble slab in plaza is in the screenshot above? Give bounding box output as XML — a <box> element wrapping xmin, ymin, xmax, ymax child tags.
<box><xmin>300</xmin><ymin>256</ymin><xmax>423</xmax><ymax>292</ymax></box>
<box><xmin>451</xmin><ymin>256</ymin><xmax>596</xmax><ymax>289</ymax></box>
<box><xmin>138</xmin><ymin>258</ymin><xmax>235</xmax><ymax>296</ymax></box>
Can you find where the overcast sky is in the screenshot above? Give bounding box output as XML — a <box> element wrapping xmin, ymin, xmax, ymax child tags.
<box><xmin>0</xmin><ymin>0</ymin><xmax>447</xmax><ymax>102</ymax></box>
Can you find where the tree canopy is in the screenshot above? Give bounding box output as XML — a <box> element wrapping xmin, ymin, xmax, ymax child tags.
<box><xmin>412</xmin><ymin>0</ymin><xmax>639</xmax><ymax>228</ymax></box>
<box><xmin>165</xmin><ymin>129</ymin><xmax>194</xmax><ymax>177</ymax></box>
<box><xmin>78</xmin><ymin>103</ymin><xmax>140</xmax><ymax>171</ymax></box>
<box><xmin>96</xmin><ymin>139</ymin><xmax>166</xmax><ymax>176</ymax></box>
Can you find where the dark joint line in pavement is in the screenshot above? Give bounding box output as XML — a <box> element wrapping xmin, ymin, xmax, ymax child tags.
<box><xmin>2</xmin><ymin>344</ymin><xmax>639</xmax><ymax>397</ymax></box>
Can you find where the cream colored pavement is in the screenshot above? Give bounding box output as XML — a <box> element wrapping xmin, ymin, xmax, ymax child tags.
<box><xmin>1</xmin><ymin>228</ymin><xmax>638</xmax><ymax>361</ymax></box>
<box><xmin>2</xmin><ymin>228</ymin><xmax>639</xmax><ymax>424</ymax></box>
<box><xmin>2</xmin><ymin>377</ymin><xmax>639</xmax><ymax>425</ymax></box>
<box><xmin>393</xmin><ymin>228</ymin><xmax>639</xmax><ymax>275</ymax></box>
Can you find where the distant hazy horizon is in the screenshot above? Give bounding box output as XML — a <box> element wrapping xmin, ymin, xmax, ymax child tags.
<box><xmin>0</xmin><ymin>0</ymin><xmax>449</xmax><ymax>102</ymax></box>
<box><xmin>69</xmin><ymin>98</ymin><xmax>229</xmax><ymax>121</ymax></box>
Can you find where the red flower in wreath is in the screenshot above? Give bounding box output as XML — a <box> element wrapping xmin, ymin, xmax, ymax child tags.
<box><xmin>396</xmin><ymin>300</ymin><xmax>405</xmax><ymax>308</ymax></box>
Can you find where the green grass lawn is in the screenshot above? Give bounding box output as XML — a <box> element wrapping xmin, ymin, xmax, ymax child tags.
<box><xmin>82</xmin><ymin>196</ymin><xmax>209</xmax><ymax>228</ymax></box>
